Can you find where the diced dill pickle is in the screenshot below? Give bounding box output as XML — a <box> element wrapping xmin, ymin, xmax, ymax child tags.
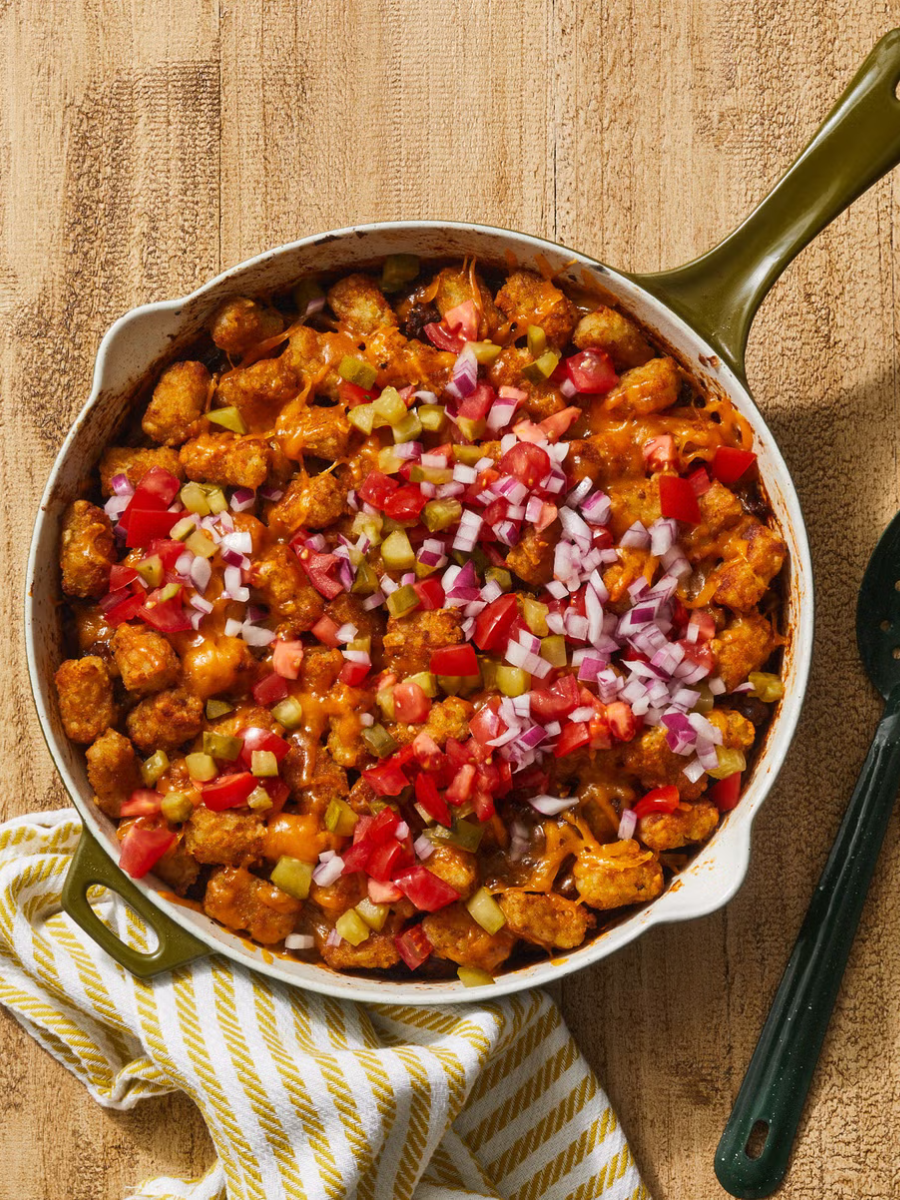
<box><xmin>351</xmin><ymin>511</ymin><xmax>383</xmax><ymax>545</ymax></box>
<box><xmin>406</xmin><ymin>671</ymin><xmax>437</xmax><ymax>697</ymax></box>
<box><xmin>271</xmin><ymin>696</ymin><xmax>303</xmax><ymax>729</ymax></box>
<box><xmin>206</xmin><ymin>486</ymin><xmax>228</xmax><ymax>515</ymax></box>
<box><xmin>348</xmin><ymin>404</ymin><xmax>376</xmax><ymax>435</ymax></box>
<box><xmin>158</xmin><ymin>582</ymin><xmax>180</xmax><ymax>602</ymax></box>
<box><xmin>470</xmin><ymin>341</ymin><xmax>502</xmax><ymax>365</ymax></box>
<box><xmin>457</xmin><ymin>966</ymin><xmax>495</xmax><ymax>987</ymax></box>
<box><xmin>293</xmin><ymin>277</ymin><xmax>324</xmax><ymax>312</ymax></box>
<box><xmin>251</xmin><ymin>750</ymin><xmax>279</xmax><ymax>777</ymax></box>
<box><xmin>526</xmin><ymin>325</ymin><xmax>547</xmax><ymax>357</ymax></box>
<box><xmin>170</xmin><ymin>516</ymin><xmax>197</xmax><ymax>541</ymax></box>
<box><xmin>409</xmin><ymin>464</ymin><xmax>453</xmax><ymax>485</ymax></box>
<box><xmin>135</xmin><ymin>555</ymin><xmax>163</xmax><ymax>587</ymax></box>
<box><xmin>338</xmin><ymin>356</ymin><xmax>378</xmax><ymax>390</ymax></box>
<box><xmin>382</xmin><ymin>529</ymin><xmax>415</xmax><ymax>569</ymax></box>
<box><xmin>160</xmin><ymin>791</ymin><xmax>193</xmax><ymax>823</ymax></box>
<box><xmin>522</xmin><ymin>350</ymin><xmax>561</xmax><ymax>383</ymax></box>
<box><xmin>485</xmin><ymin>567</ymin><xmax>512</xmax><ymax>592</ymax></box>
<box><xmin>335</xmin><ymin>909</ymin><xmax>371</xmax><ymax>946</ymax></box>
<box><xmin>247</xmin><ymin>786</ymin><xmax>273</xmax><ymax>812</ymax></box>
<box><xmin>324</xmin><ymin>798</ymin><xmax>358</xmax><ymax>837</ymax></box>
<box><xmin>522</xmin><ymin>598</ymin><xmax>549</xmax><ymax>636</ymax></box>
<box><xmin>355</xmin><ymin>897</ymin><xmax>390</xmax><ymax>931</ymax></box>
<box><xmin>708</xmin><ymin>746</ymin><xmax>747</xmax><ymax>780</ymax></box>
<box><xmin>362</xmin><ymin>724</ymin><xmax>398</xmax><ymax>758</ymax></box>
<box><xmin>372</xmin><ymin>387</ymin><xmax>406</xmax><ymax>428</ymax></box>
<box><xmin>393</xmin><ymin>412</ymin><xmax>422</xmax><ymax>444</ymax></box>
<box><xmin>496</xmin><ymin>665</ymin><xmax>530</xmax><ymax>697</ymax></box>
<box><xmin>429</xmin><ymin>818</ymin><xmax>484</xmax><ymax>851</ymax></box>
<box><xmin>457</xmin><ymin>416</ymin><xmax>486</xmax><ymax>442</ymax></box>
<box><xmin>271</xmin><ymin>856</ymin><xmax>313</xmax><ymax>900</ymax></box>
<box><xmin>375</xmin><ymin>686</ymin><xmax>396</xmax><ymax>721</ymax></box>
<box><xmin>414</xmin><ymin>559</ymin><xmax>438</xmax><ymax>579</ymax></box>
<box><xmin>377</xmin><ymin>448</ymin><xmax>404</xmax><ymax>475</ymax></box>
<box><xmin>540</xmin><ymin>635</ymin><xmax>567</xmax><ymax>666</ymax></box>
<box><xmin>380</xmin><ymin>253</ymin><xmax>419</xmax><ymax>293</ymax></box>
<box><xmin>418</xmin><ymin>404</ymin><xmax>447</xmax><ymax>432</ymax></box>
<box><xmin>452</xmin><ymin>444</ymin><xmax>483</xmax><ymax>465</ymax></box>
<box><xmin>208</xmin><ymin>406</ymin><xmax>248</xmax><ymax>435</ymax></box>
<box><xmin>186</xmin><ymin>529</ymin><xmax>217</xmax><ymax>559</ymax></box>
<box><xmin>748</xmin><ymin>672</ymin><xmax>785</xmax><ymax>703</ymax></box>
<box><xmin>180</xmin><ymin>481</ymin><xmax>211</xmax><ymax>516</ymax></box>
<box><xmin>693</xmin><ymin>683</ymin><xmax>715</xmax><ymax>714</ymax></box>
<box><xmin>202</xmin><ymin>731</ymin><xmax>243</xmax><ymax>761</ymax></box>
<box><xmin>205</xmin><ymin>698</ymin><xmax>233</xmax><ymax>720</ymax></box>
<box><xmin>466</xmin><ymin>887</ymin><xmax>506</xmax><ymax>934</ymax></box>
<box><xmin>386</xmin><ymin>584</ymin><xmax>420</xmax><ymax>617</ymax></box>
<box><xmin>348</xmin><ymin>634</ymin><xmax>372</xmax><ymax>654</ymax></box>
<box><xmin>478</xmin><ymin>658</ymin><xmax>499</xmax><ymax>690</ymax></box>
<box><xmin>423</xmin><ymin>499</ymin><xmax>462</xmax><ymax>533</ymax></box>
<box><xmin>351</xmin><ymin>562</ymin><xmax>379</xmax><ymax>596</ymax></box>
<box><xmin>185</xmin><ymin>752</ymin><xmax>217</xmax><ymax>782</ymax></box>
<box><xmin>141</xmin><ymin>749</ymin><xmax>170</xmax><ymax>786</ymax></box>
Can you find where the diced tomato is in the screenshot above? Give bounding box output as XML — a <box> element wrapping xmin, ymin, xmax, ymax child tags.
<box><xmin>131</xmin><ymin>466</ymin><xmax>182</xmax><ymax>510</ymax></box>
<box><xmin>553</xmin><ymin>721</ymin><xmax>590</xmax><ymax>757</ymax></box>
<box><xmin>311</xmin><ymin>615</ymin><xmax>342</xmax><ymax>647</ymax></box>
<box><xmin>340</xmin><ymin>660</ymin><xmax>371</xmax><ymax>686</ymax></box>
<box><xmin>606</xmin><ymin>701</ymin><xmax>637</xmax><ymax>742</ymax></box>
<box><xmin>588</xmin><ymin>710</ymin><xmax>612</xmax><ymax>750</ymax></box>
<box><xmin>643</xmin><ymin>434</ymin><xmax>676</xmax><ymax>472</ymax></box>
<box><xmin>393</xmin><ymin>680</ymin><xmax>431</xmax><ymax>723</ymax></box>
<box><xmin>414</xmin><ymin>773</ymin><xmax>451</xmax><ymax>826</ymax></box>
<box><xmin>471</xmin><ymin>789</ymin><xmax>496</xmax><ymax>822</ymax></box>
<box><xmin>144</xmin><ymin>538</ymin><xmax>186</xmax><ymax>570</ymax></box>
<box><xmin>369</xmin><ymin>877</ymin><xmax>404</xmax><ymax>904</ymax></box>
<box><xmin>659</xmin><ymin>474</ymin><xmax>701</xmax><ymax>524</ymax></box>
<box><xmin>498</xmin><ymin>442</ymin><xmax>551</xmax><ymax>488</ymax></box>
<box><xmin>473</xmin><ymin>593</ymin><xmax>518</xmax><ymax>652</ymax></box>
<box><xmin>273</xmin><ymin>639</ymin><xmax>304</xmax><ymax>679</ymax></box>
<box><xmin>342</xmin><ymin>840</ymin><xmax>374</xmax><ymax>874</ymax></box>
<box><xmin>711</xmin><ymin>446</ymin><xmax>757</xmax><ymax>486</ymax></box>
<box><xmin>339</xmin><ymin>380</ymin><xmax>375</xmax><ymax>407</ymax></box>
<box><xmin>253</xmin><ymin>673</ymin><xmax>290</xmax><ymax>706</ymax></box>
<box><xmin>295</xmin><ymin>547</ymin><xmax>344</xmax><ymax>599</ymax></box>
<box><xmin>106</xmin><ymin>593</ymin><xmax>145</xmax><ymax>626</ymax></box>
<box><xmin>120</xmin><ymin>789</ymin><xmax>163</xmax><ymax>817</ymax></box>
<box><xmin>239</xmin><ymin>726</ymin><xmax>290</xmax><ymax>768</ymax></box>
<box><xmin>430</xmin><ymin>643</ymin><xmax>479</xmax><ymax>677</ymax></box>
<box><xmin>687</xmin><ymin>466</ymin><xmax>711</xmax><ymax>497</ymax></box>
<box><xmin>364</xmin><ymin>761</ymin><xmax>409</xmax><ymax>797</ymax></box>
<box><xmin>709</xmin><ymin>772</ymin><xmax>743</xmax><ymax>812</ymax></box>
<box><xmin>100</xmin><ymin>585</ymin><xmax>134</xmax><ymax>613</ymax></box>
<box><xmin>632</xmin><ymin>785</ymin><xmax>680</xmax><ymax>819</ymax></box>
<box><xmin>119</xmin><ymin>824</ymin><xmax>176</xmax><ymax>878</ymax></box>
<box><xmin>367</xmin><ymin>839</ymin><xmax>404</xmax><ymax>882</ymax></box>
<box><xmin>530</xmin><ymin>673</ymin><xmax>581</xmax><ymax>721</ymax></box>
<box><xmin>565</xmin><ymin>349</ymin><xmax>617</xmax><ymax>395</ymax></box>
<box><xmin>413</xmin><ymin>576</ymin><xmax>445</xmax><ymax>610</ymax></box>
<box><xmin>469</xmin><ymin>702</ymin><xmax>503</xmax><ymax>747</ymax></box>
<box><xmin>538</xmin><ymin>406</ymin><xmax>580</xmax><ymax>442</ymax></box>
<box><xmin>688</xmin><ymin>611</ymin><xmax>717</xmax><ymax>642</ymax></box>
<box><xmin>383</xmin><ymin>484</ymin><xmax>426</xmax><ymax>521</ymax></box>
<box><xmin>125</xmin><ymin>507</ymin><xmax>183</xmax><ymax>548</ymax></box>
<box><xmin>458</xmin><ymin>382</ymin><xmax>495</xmax><ymax>421</ymax></box>
<box><xmin>444</xmin><ymin>300</ymin><xmax>478</xmax><ymax>341</ymax></box>
<box><xmin>109</xmin><ymin>563</ymin><xmax>139</xmax><ymax>590</ymax></box>
<box><xmin>677</xmin><ymin>638</ymin><xmax>715</xmax><ymax>673</ymax></box>
<box><xmin>262</xmin><ymin>777</ymin><xmax>290</xmax><ymax>817</ymax></box>
<box><xmin>201</xmin><ymin>772</ymin><xmax>257</xmax><ymax>811</ymax></box>
<box><xmin>446</xmin><ymin>763</ymin><xmax>476</xmax><ymax>805</ymax></box>
<box><xmin>139</xmin><ymin>591</ymin><xmax>192</xmax><ymax>633</ymax></box>
<box><xmin>358</xmin><ymin>471</ymin><xmax>400</xmax><ymax>509</ymax></box>
<box><xmin>394</xmin><ymin>924</ymin><xmax>434</xmax><ymax>970</ymax></box>
<box><xmin>366</xmin><ymin>807</ymin><xmax>400</xmax><ymax>844</ymax></box>
<box><xmin>423</xmin><ymin>322</ymin><xmax>466</xmax><ymax>352</ymax></box>
<box><xmin>394</xmin><ymin>866</ymin><xmax>460</xmax><ymax>912</ymax></box>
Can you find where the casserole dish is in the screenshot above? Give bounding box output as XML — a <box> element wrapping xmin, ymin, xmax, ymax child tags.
<box><xmin>26</xmin><ymin>33</ymin><xmax>900</xmax><ymax>1002</ymax></box>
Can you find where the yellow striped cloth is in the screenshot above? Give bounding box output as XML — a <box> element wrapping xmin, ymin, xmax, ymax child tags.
<box><xmin>0</xmin><ymin>811</ymin><xmax>648</xmax><ymax>1200</ymax></box>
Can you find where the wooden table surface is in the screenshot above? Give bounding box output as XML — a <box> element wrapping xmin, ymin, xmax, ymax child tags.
<box><xmin>2</xmin><ymin>1</ymin><xmax>900</xmax><ymax>1196</ymax></box>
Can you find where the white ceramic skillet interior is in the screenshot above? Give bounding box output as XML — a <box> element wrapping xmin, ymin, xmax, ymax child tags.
<box><xmin>25</xmin><ymin>221</ymin><xmax>813</xmax><ymax>1004</ymax></box>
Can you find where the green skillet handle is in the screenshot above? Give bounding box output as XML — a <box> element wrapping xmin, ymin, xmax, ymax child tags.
<box><xmin>62</xmin><ymin>824</ymin><xmax>208</xmax><ymax>978</ymax></box>
<box><xmin>715</xmin><ymin>683</ymin><xmax>900</xmax><ymax>1199</ymax></box>
<box><xmin>632</xmin><ymin>29</ymin><xmax>900</xmax><ymax>378</ymax></box>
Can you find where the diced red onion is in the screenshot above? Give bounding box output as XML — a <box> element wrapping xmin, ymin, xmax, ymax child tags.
<box><xmin>242</xmin><ymin>623</ymin><xmax>276</xmax><ymax>647</ymax></box>
<box><xmin>361</xmin><ymin>589</ymin><xmax>385</xmax><ymax>610</ymax></box>
<box><xmin>224</xmin><ymin>617</ymin><xmax>243</xmax><ymax>637</ymax></box>
<box><xmin>174</xmin><ymin>550</ymin><xmax>193</xmax><ymax>577</ymax></box>
<box><xmin>103</xmin><ymin>494</ymin><xmax>131</xmax><ymax>521</ymax></box>
<box><xmin>569</xmin><ymin>705</ymin><xmax>595</xmax><ymax>722</ymax></box>
<box><xmin>259</xmin><ymin>484</ymin><xmax>284</xmax><ymax>502</ymax></box>
<box><xmin>414</xmin><ymin>390</ymin><xmax>437</xmax><ymax>404</ymax></box>
<box><xmin>487</xmin><ymin>397</ymin><xmax>518</xmax><ymax>432</ymax></box>
<box><xmin>230</xmin><ymin>488</ymin><xmax>256</xmax><ymax>513</ymax></box>
<box><xmin>336</xmin><ymin>623</ymin><xmax>358</xmax><ymax>643</ymax></box>
<box><xmin>546</xmin><ymin>580</ymin><xmax>568</xmax><ymax>600</ymax></box>
<box><xmin>560</xmin><ymin>378</ymin><xmax>577</xmax><ymax>399</ymax></box>
<box><xmin>326</xmin><ymin>928</ymin><xmax>343</xmax><ymax>947</ymax></box>
<box><xmin>649</xmin><ymin>518</ymin><xmax>678</xmax><ymax>556</ymax></box>
<box><xmin>190</xmin><ymin>594</ymin><xmax>214</xmax><ymax>614</ymax></box>
<box><xmin>618</xmin><ymin>809</ymin><xmax>637</xmax><ymax>840</ymax></box>
<box><xmin>708</xmin><ymin>677</ymin><xmax>726</xmax><ymax>696</ymax></box>
<box><xmin>452</xmin><ymin>511</ymin><xmax>483</xmax><ymax>552</ymax></box>
<box><xmin>342</xmin><ymin>649</ymin><xmax>371</xmax><ymax>665</ymax></box>
<box><xmin>683</xmin><ymin>757</ymin><xmax>706</xmax><ymax>783</ymax></box>
<box><xmin>452</xmin><ymin>344</ymin><xmax>478</xmax><ymax>397</ymax></box>
<box><xmin>619</xmin><ymin>521</ymin><xmax>651</xmax><ymax>549</ymax></box>
<box><xmin>414</xmin><ymin>834</ymin><xmax>435</xmax><ymax>860</ymax></box>
<box><xmin>190</xmin><ymin>556</ymin><xmax>212</xmax><ymax>593</ymax></box>
<box><xmin>581</xmin><ymin>491</ymin><xmax>611</xmax><ymax>524</ymax></box>
<box><xmin>221</xmin><ymin>531</ymin><xmax>253</xmax><ymax>555</ymax></box>
<box><xmin>285</xmin><ymin>933</ymin><xmax>315</xmax><ymax>951</ymax></box>
<box><xmin>670</xmin><ymin>687</ymin><xmax>700</xmax><ymax>710</ymax></box>
<box><xmin>314</xmin><ymin>856</ymin><xmax>345</xmax><ymax>887</ymax></box>
<box><xmin>527</xmin><ymin>794</ymin><xmax>579</xmax><ymax>816</ymax></box>
<box><xmin>393</xmin><ymin>441</ymin><xmax>422</xmax><ymax>460</ymax></box>
<box><xmin>110</xmin><ymin>473</ymin><xmax>134</xmax><ymax>497</ymax></box>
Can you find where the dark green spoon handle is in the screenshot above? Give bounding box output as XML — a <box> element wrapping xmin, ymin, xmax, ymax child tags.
<box><xmin>715</xmin><ymin>684</ymin><xmax>900</xmax><ymax>1198</ymax></box>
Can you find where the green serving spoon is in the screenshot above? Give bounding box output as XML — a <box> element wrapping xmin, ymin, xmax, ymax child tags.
<box><xmin>715</xmin><ymin>510</ymin><xmax>900</xmax><ymax>1197</ymax></box>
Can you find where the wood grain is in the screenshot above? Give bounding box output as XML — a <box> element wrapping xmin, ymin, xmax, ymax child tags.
<box><xmin>2</xmin><ymin>1</ymin><xmax>900</xmax><ymax>1196</ymax></box>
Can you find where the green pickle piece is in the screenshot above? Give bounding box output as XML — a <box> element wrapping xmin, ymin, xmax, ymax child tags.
<box><xmin>362</xmin><ymin>724</ymin><xmax>398</xmax><ymax>758</ymax></box>
<box><xmin>271</xmin><ymin>856</ymin><xmax>313</xmax><ymax>901</ymax></box>
<box><xmin>381</xmin><ymin>254</ymin><xmax>419</xmax><ymax>293</ymax></box>
<box><xmin>338</xmin><ymin>356</ymin><xmax>378</xmax><ymax>390</ymax></box>
<box><xmin>208</xmin><ymin>406</ymin><xmax>248</xmax><ymax>435</ymax></box>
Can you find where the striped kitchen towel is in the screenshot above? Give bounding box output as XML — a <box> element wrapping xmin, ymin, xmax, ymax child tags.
<box><xmin>0</xmin><ymin>810</ymin><xmax>648</xmax><ymax>1200</ymax></box>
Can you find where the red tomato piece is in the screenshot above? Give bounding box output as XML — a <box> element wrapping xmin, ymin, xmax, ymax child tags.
<box><xmin>311</xmin><ymin>615</ymin><xmax>341</xmax><ymax>647</ymax></box>
<box><xmin>201</xmin><ymin>772</ymin><xmax>257</xmax><ymax>812</ymax></box>
<box><xmin>709</xmin><ymin>772</ymin><xmax>743</xmax><ymax>812</ymax></box>
<box><xmin>364</xmin><ymin>761</ymin><xmax>409</xmax><ymax>797</ymax></box>
<box><xmin>394</xmin><ymin>866</ymin><xmax>460</xmax><ymax>912</ymax></box>
<box><xmin>688</xmin><ymin>611</ymin><xmax>717</xmax><ymax>642</ymax></box>
<box><xmin>498</xmin><ymin>442</ymin><xmax>551</xmax><ymax>488</ymax></box>
<box><xmin>537</xmin><ymin>406</ymin><xmax>581</xmax><ymax>442</ymax></box>
<box><xmin>125</xmin><ymin>508</ymin><xmax>183</xmax><ymax>548</ymax></box>
<box><xmin>367</xmin><ymin>807</ymin><xmax>401</xmax><ymax>844</ymax></box>
<box><xmin>677</xmin><ymin>638</ymin><xmax>715</xmax><ymax>673</ymax></box>
<box><xmin>687</xmin><ymin>466</ymin><xmax>711</xmax><ymax>497</ymax></box>
<box><xmin>473</xmin><ymin>594</ymin><xmax>518</xmax><ymax>653</ymax></box>
<box><xmin>444</xmin><ymin>299</ymin><xmax>478</xmax><ymax>340</ymax></box>
<box><xmin>565</xmin><ymin>349</ymin><xmax>617</xmax><ymax>395</ymax></box>
<box><xmin>262</xmin><ymin>777</ymin><xmax>290</xmax><ymax>817</ymax></box>
<box><xmin>239</xmin><ymin>726</ymin><xmax>290</xmax><ymax>768</ymax></box>
<box><xmin>423</xmin><ymin>322</ymin><xmax>466</xmax><ymax>352</ymax></box>
<box><xmin>606</xmin><ymin>701</ymin><xmax>637</xmax><ymax>742</ymax></box>
<box><xmin>339</xmin><ymin>380</ymin><xmax>375</xmax><ymax>407</ymax></box>
<box><xmin>139</xmin><ymin>591</ymin><xmax>192</xmax><ymax>633</ymax></box>
<box><xmin>472</xmin><ymin>788</ymin><xmax>496</xmax><ymax>822</ymax></box>
<box><xmin>366</xmin><ymin>839</ymin><xmax>403</xmax><ymax>882</ymax></box>
<box><xmin>252</xmin><ymin>673</ymin><xmax>290</xmax><ymax>707</ymax></box>
<box><xmin>358</xmin><ymin>471</ymin><xmax>400</xmax><ymax>509</ymax></box>
<box><xmin>119</xmin><ymin>824</ymin><xmax>176</xmax><ymax>878</ymax></box>
<box><xmin>643</xmin><ymin>434</ymin><xmax>676</xmax><ymax>472</ymax></box>
<box><xmin>659</xmin><ymin>474</ymin><xmax>701</xmax><ymax>524</ymax></box>
<box><xmin>530</xmin><ymin>673</ymin><xmax>581</xmax><ymax>721</ymax></box>
<box><xmin>414</xmin><ymin>773</ymin><xmax>451</xmax><ymax>826</ymax></box>
<box><xmin>294</xmin><ymin>547</ymin><xmax>344</xmax><ymax>599</ymax></box>
<box><xmin>632</xmin><ymin>785</ymin><xmax>680</xmax><ymax>819</ymax></box>
<box><xmin>342</xmin><ymin>840</ymin><xmax>374</xmax><ymax>874</ymax></box>
<box><xmin>369</xmin><ymin>877</ymin><xmax>404</xmax><ymax>904</ymax></box>
<box><xmin>120</xmin><ymin>789</ymin><xmax>163</xmax><ymax>817</ymax></box>
<box><xmin>458</xmin><ymin>382</ymin><xmax>495</xmax><ymax>421</ymax></box>
<box><xmin>469</xmin><ymin>702</ymin><xmax>503</xmax><ymax>747</ymax></box>
<box><xmin>131</xmin><ymin>466</ymin><xmax>182</xmax><ymax>509</ymax></box>
<box><xmin>383</xmin><ymin>484</ymin><xmax>427</xmax><ymax>521</ymax></box>
<box><xmin>553</xmin><ymin>721</ymin><xmax>590</xmax><ymax>757</ymax></box>
<box><xmin>109</xmin><ymin>564</ymin><xmax>139</xmax><ymax>590</ymax></box>
<box><xmin>446</xmin><ymin>763</ymin><xmax>476</xmax><ymax>805</ymax></box>
<box><xmin>145</xmin><ymin>538</ymin><xmax>187</xmax><ymax>570</ymax></box>
<box><xmin>712</xmin><ymin>446</ymin><xmax>757</xmax><ymax>485</ymax></box>
<box><xmin>105</xmin><ymin>593</ymin><xmax>145</xmax><ymax>626</ymax></box>
<box><xmin>394</xmin><ymin>924</ymin><xmax>434</xmax><ymax>970</ymax></box>
<box><xmin>340</xmin><ymin>660</ymin><xmax>370</xmax><ymax>686</ymax></box>
<box><xmin>413</xmin><ymin>576</ymin><xmax>445</xmax><ymax>611</ymax></box>
<box><xmin>272</xmin><ymin>639</ymin><xmax>304</xmax><ymax>679</ymax></box>
<box><xmin>393</xmin><ymin>681</ymin><xmax>431</xmax><ymax>723</ymax></box>
<box><xmin>430</xmin><ymin>643</ymin><xmax>479</xmax><ymax>677</ymax></box>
